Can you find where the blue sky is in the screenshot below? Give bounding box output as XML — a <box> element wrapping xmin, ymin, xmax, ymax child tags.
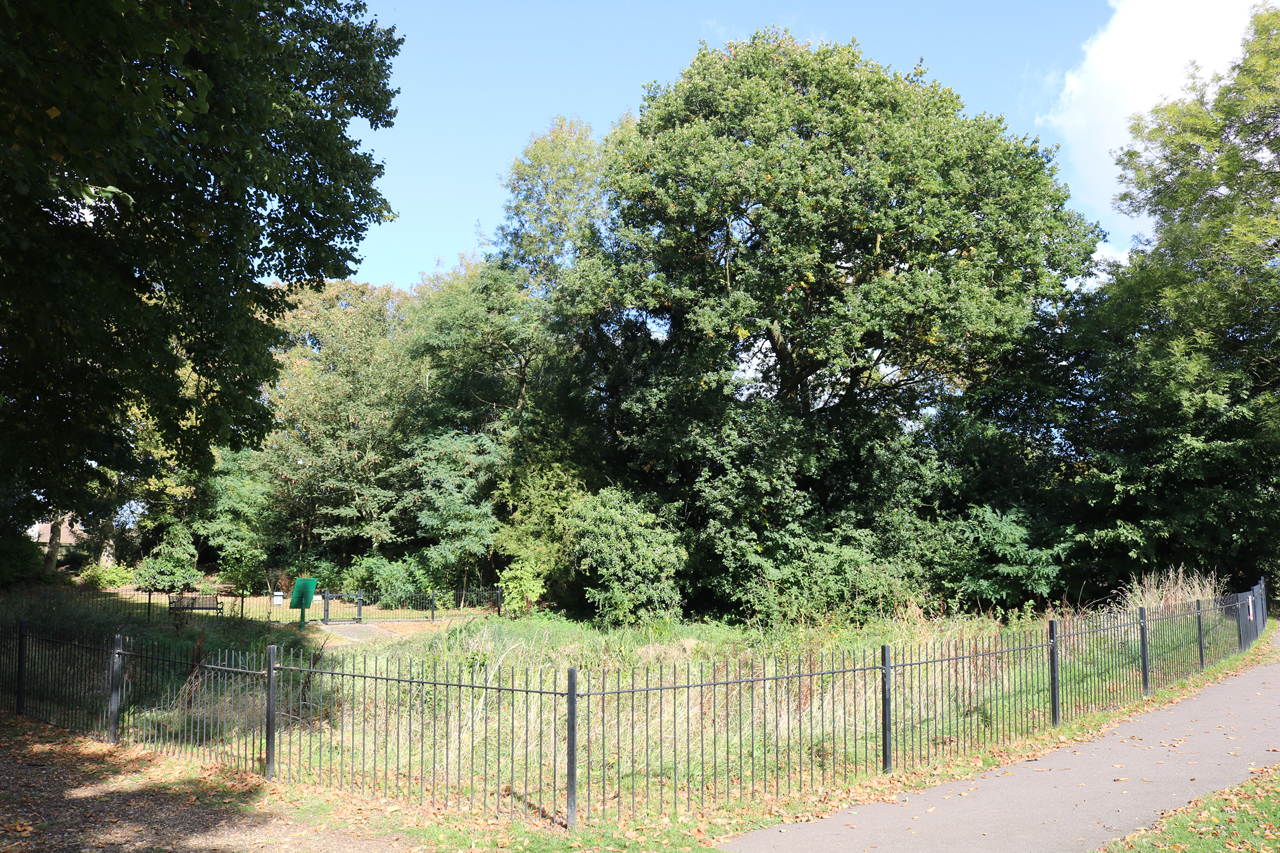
<box><xmin>348</xmin><ymin>0</ymin><xmax>1258</xmax><ymax>288</ymax></box>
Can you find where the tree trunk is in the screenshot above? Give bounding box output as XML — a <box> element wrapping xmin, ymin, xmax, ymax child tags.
<box><xmin>43</xmin><ymin>516</ymin><xmax>63</xmax><ymax>573</ymax></box>
<box><xmin>97</xmin><ymin>519</ymin><xmax>116</xmax><ymax>567</ymax></box>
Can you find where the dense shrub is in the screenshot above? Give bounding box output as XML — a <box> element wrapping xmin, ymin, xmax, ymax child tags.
<box><xmin>79</xmin><ymin>563</ymin><xmax>135</xmax><ymax>590</ymax></box>
<box><xmin>565</xmin><ymin>488</ymin><xmax>684</xmax><ymax>627</ymax></box>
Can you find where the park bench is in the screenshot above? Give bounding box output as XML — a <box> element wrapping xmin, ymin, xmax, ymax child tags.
<box><xmin>168</xmin><ymin>594</ymin><xmax>224</xmax><ymax>615</ymax></box>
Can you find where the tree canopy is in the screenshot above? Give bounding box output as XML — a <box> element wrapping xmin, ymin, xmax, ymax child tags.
<box><xmin>21</xmin><ymin>16</ymin><xmax>1280</xmax><ymax>620</ymax></box>
<box><xmin>0</xmin><ymin>0</ymin><xmax>401</xmax><ymax>529</ymax></box>
<box><xmin>1057</xmin><ymin>8</ymin><xmax>1280</xmax><ymax>584</ymax></box>
<box><xmin>548</xmin><ymin>31</ymin><xmax>1101</xmax><ymax>617</ymax></box>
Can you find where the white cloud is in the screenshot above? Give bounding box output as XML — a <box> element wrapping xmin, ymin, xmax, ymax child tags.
<box><xmin>1045</xmin><ymin>0</ymin><xmax>1254</xmax><ymax>249</ymax></box>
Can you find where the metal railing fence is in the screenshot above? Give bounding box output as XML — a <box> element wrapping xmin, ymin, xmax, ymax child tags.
<box><xmin>0</xmin><ymin>579</ymin><xmax>1267</xmax><ymax>827</ymax></box>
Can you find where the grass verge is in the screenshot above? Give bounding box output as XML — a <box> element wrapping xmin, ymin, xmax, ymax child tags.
<box><xmin>1100</xmin><ymin>763</ymin><xmax>1280</xmax><ymax>852</ymax></box>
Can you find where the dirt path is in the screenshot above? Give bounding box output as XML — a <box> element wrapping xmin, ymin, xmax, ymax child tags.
<box><xmin>721</xmin><ymin>633</ymin><xmax>1280</xmax><ymax>853</ymax></box>
<box><xmin>0</xmin><ymin>716</ymin><xmax>417</xmax><ymax>853</ymax></box>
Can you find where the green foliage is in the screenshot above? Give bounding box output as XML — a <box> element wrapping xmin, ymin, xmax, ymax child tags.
<box><xmin>496</xmin><ymin>115</ymin><xmax>607</xmax><ymax>293</ymax></box>
<box><xmin>493</xmin><ymin>464</ymin><xmax>590</xmax><ymax>610</ymax></box>
<box><xmin>344</xmin><ymin>552</ymin><xmax>416</xmax><ymax>605</ymax></box>
<box><xmin>504</xmin><ymin>30</ymin><xmax>1100</xmax><ymax>621</ymax></box>
<box><xmin>0</xmin><ymin>528</ymin><xmax>44</xmax><ymax>589</ymax></box>
<box><xmin>134</xmin><ymin>525</ymin><xmax>200</xmax><ymax>593</ymax></box>
<box><xmin>265</xmin><ymin>280</ymin><xmax>425</xmax><ymax>556</ymax></box>
<box><xmin>564</xmin><ymin>488</ymin><xmax>684</xmax><ymax>627</ymax></box>
<box><xmin>397</xmin><ymin>432</ymin><xmax>504</xmax><ymax>589</ymax></box>
<box><xmin>601</xmin><ymin>29</ymin><xmax>1098</xmax><ymax>421</ymax></box>
<box><xmin>197</xmin><ymin>450</ymin><xmax>273</xmax><ymax>594</ymax></box>
<box><xmin>933</xmin><ymin>505</ymin><xmax>1069</xmax><ymax>609</ymax></box>
<box><xmin>1059</xmin><ymin>9</ymin><xmax>1280</xmax><ymax>588</ymax></box>
<box><xmin>0</xmin><ymin>0</ymin><xmax>402</xmax><ymax>529</ymax></box>
<box><xmin>78</xmin><ymin>563</ymin><xmax>135</xmax><ymax>591</ymax></box>
<box><xmin>66</xmin><ymin>22</ymin><xmax>1280</xmax><ymax>625</ymax></box>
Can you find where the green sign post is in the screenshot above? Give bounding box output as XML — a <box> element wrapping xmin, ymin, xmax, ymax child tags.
<box><xmin>290</xmin><ymin>577</ymin><xmax>318</xmax><ymax>629</ymax></box>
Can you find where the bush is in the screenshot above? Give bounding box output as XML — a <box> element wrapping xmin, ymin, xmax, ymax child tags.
<box><xmin>345</xmin><ymin>552</ymin><xmax>418</xmax><ymax>607</ymax></box>
<box><xmin>79</xmin><ymin>563</ymin><xmax>135</xmax><ymax>590</ymax></box>
<box><xmin>565</xmin><ymin>488</ymin><xmax>684</xmax><ymax>627</ymax></box>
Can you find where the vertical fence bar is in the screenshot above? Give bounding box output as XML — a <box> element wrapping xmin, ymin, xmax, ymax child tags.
<box><xmin>432</xmin><ymin>591</ymin><xmax>436</xmax><ymax>622</ymax></box>
<box><xmin>15</xmin><ymin>620</ymin><xmax>26</xmax><ymax>716</ymax></box>
<box><xmin>265</xmin><ymin>645</ymin><xmax>277</xmax><ymax>780</ymax></box>
<box><xmin>356</xmin><ymin>591</ymin><xmax>364</xmax><ymax>624</ymax></box>
<box><xmin>323</xmin><ymin>592</ymin><xmax>330</xmax><ymax>624</ymax></box>
<box><xmin>1138</xmin><ymin>607</ymin><xmax>1151</xmax><ymax>697</ymax></box>
<box><xmin>108</xmin><ymin>634</ymin><xmax>123</xmax><ymax>743</ymax></box>
<box><xmin>880</xmin><ymin>645</ymin><xmax>892</xmax><ymax>774</ymax></box>
<box><xmin>1048</xmin><ymin>620</ymin><xmax>1060</xmax><ymax>726</ymax></box>
<box><xmin>566</xmin><ymin>667</ymin><xmax>578</xmax><ymax>829</ymax></box>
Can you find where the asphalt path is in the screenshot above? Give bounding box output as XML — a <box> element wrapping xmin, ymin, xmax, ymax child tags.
<box><xmin>721</xmin><ymin>633</ymin><xmax>1280</xmax><ymax>853</ymax></box>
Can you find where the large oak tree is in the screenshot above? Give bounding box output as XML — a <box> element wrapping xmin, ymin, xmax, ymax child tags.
<box><xmin>563</xmin><ymin>31</ymin><xmax>1101</xmax><ymax>616</ymax></box>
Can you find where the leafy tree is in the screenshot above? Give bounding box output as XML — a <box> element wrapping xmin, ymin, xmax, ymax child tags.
<box><xmin>0</xmin><ymin>0</ymin><xmax>401</xmax><ymax>528</ymax></box>
<box><xmin>496</xmin><ymin>116</ymin><xmax>609</xmax><ymax>295</ymax></box>
<box><xmin>248</xmin><ymin>279</ymin><xmax>505</xmax><ymax>590</ymax></box>
<box><xmin>134</xmin><ymin>524</ymin><xmax>200</xmax><ymax>593</ymax></box>
<box><xmin>196</xmin><ymin>450</ymin><xmax>275</xmax><ymax>595</ymax></box>
<box><xmin>0</xmin><ymin>528</ymin><xmax>44</xmax><ymax>589</ymax></box>
<box><xmin>412</xmin><ymin>261</ymin><xmax>554</xmax><ymax>424</ymax></box>
<box><xmin>392</xmin><ymin>431</ymin><xmax>505</xmax><ymax>590</ymax></box>
<box><xmin>1062</xmin><ymin>8</ymin><xmax>1280</xmax><ymax>587</ymax></box>
<box><xmin>540</xmin><ymin>31</ymin><xmax>1099</xmax><ymax>618</ymax></box>
<box><xmin>263</xmin><ymin>280</ymin><xmax>425</xmax><ymax>560</ymax></box>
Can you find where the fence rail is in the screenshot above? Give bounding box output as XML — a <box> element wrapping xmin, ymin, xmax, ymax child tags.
<box><xmin>0</xmin><ymin>579</ymin><xmax>1267</xmax><ymax>828</ymax></box>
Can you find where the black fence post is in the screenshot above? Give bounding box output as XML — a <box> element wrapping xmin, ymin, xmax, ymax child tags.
<box><xmin>15</xmin><ymin>619</ymin><xmax>26</xmax><ymax>716</ymax></box>
<box><xmin>566</xmin><ymin>667</ymin><xmax>578</xmax><ymax>829</ymax></box>
<box><xmin>322</xmin><ymin>591</ymin><xmax>330</xmax><ymax>625</ymax></box>
<box><xmin>146</xmin><ymin>590</ymin><xmax>152</xmax><ymax>623</ymax></box>
<box><xmin>108</xmin><ymin>634</ymin><xmax>123</xmax><ymax>744</ymax></box>
<box><xmin>431</xmin><ymin>590</ymin><xmax>436</xmax><ymax>622</ymax></box>
<box><xmin>1138</xmin><ymin>606</ymin><xmax>1151</xmax><ymax>696</ymax></box>
<box><xmin>356</xmin><ymin>591</ymin><xmax>364</xmax><ymax>624</ymax></box>
<box><xmin>881</xmin><ymin>645</ymin><xmax>892</xmax><ymax>774</ymax></box>
<box><xmin>1048</xmin><ymin>620</ymin><xmax>1060</xmax><ymax>726</ymax></box>
<box><xmin>1196</xmin><ymin>600</ymin><xmax>1205</xmax><ymax>671</ymax></box>
<box><xmin>264</xmin><ymin>645</ymin><xmax>277</xmax><ymax>780</ymax></box>
<box><xmin>497</xmin><ymin>588</ymin><xmax>503</xmax><ymax>618</ymax></box>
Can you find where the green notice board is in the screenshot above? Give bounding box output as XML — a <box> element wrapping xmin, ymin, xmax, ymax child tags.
<box><xmin>290</xmin><ymin>577</ymin><xmax>318</xmax><ymax>610</ymax></box>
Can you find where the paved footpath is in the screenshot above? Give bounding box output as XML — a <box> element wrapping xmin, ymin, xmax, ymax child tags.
<box><xmin>722</xmin><ymin>635</ymin><xmax>1280</xmax><ymax>853</ymax></box>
